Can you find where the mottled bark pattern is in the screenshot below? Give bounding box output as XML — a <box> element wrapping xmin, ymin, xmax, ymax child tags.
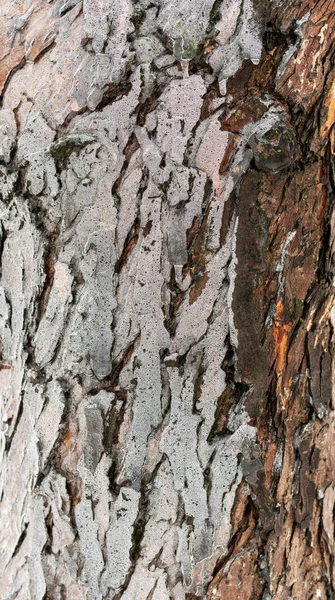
<box><xmin>0</xmin><ymin>1</ymin><xmax>334</xmax><ymax>599</ymax></box>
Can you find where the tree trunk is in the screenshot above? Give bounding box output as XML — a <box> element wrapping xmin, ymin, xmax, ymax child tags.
<box><xmin>0</xmin><ymin>1</ymin><xmax>334</xmax><ymax>598</ymax></box>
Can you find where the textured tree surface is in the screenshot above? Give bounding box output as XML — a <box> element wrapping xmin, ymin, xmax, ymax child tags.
<box><xmin>0</xmin><ymin>1</ymin><xmax>335</xmax><ymax>599</ymax></box>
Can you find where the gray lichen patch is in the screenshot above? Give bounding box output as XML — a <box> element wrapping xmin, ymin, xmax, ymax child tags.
<box><xmin>0</xmin><ymin>167</ymin><xmax>18</xmax><ymax>205</ymax></box>
<box><xmin>0</xmin><ymin>109</ymin><xmax>17</xmax><ymax>163</ymax></box>
<box><xmin>34</xmin><ymin>261</ymin><xmax>73</xmax><ymax>368</ymax></box>
<box><xmin>100</xmin><ymin>487</ymin><xmax>140</xmax><ymax>597</ymax></box>
<box><xmin>49</xmin><ymin>133</ymin><xmax>97</xmax><ymax>161</ymax></box>
<box><xmin>172</xmin><ymin>37</ymin><xmax>201</xmax><ymax>61</ymax></box>
<box><xmin>75</xmin><ymin>497</ymin><xmax>105</xmax><ymax>599</ymax></box>
<box><xmin>208</xmin><ymin>0</ymin><xmax>263</xmax><ymax>94</ymax></box>
<box><xmin>134</xmin><ymin>36</ymin><xmax>165</xmax><ymax>64</ymax></box>
<box><xmin>195</xmin><ymin>120</ymin><xmax>233</xmax><ymax>195</ymax></box>
<box><xmin>155</xmin><ymin>0</ymin><xmax>219</xmax><ymax>61</ymax></box>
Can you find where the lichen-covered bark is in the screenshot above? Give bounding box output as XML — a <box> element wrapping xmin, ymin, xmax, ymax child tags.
<box><xmin>0</xmin><ymin>1</ymin><xmax>334</xmax><ymax>599</ymax></box>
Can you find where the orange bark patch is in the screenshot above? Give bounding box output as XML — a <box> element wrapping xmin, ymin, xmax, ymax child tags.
<box><xmin>0</xmin><ymin>362</ymin><xmax>11</xmax><ymax>370</ymax></box>
<box><xmin>189</xmin><ymin>271</ymin><xmax>209</xmax><ymax>305</ymax></box>
<box><xmin>207</xmin><ymin>546</ymin><xmax>263</xmax><ymax>600</ymax></box>
<box><xmin>320</xmin><ymin>79</ymin><xmax>335</xmax><ymax>140</ymax></box>
<box><xmin>0</xmin><ymin>2</ymin><xmax>80</xmax><ymax>93</ymax></box>
<box><xmin>263</xmin><ymin>442</ymin><xmax>278</xmax><ymax>491</ymax></box>
<box><xmin>273</xmin><ymin>299</ymin><xmax>292</xmax><ymax>376</ymax></box>
<box><xmin>218</xmin><ymin>134</ymin><xmax>236</xmax><ymax>176</ymax></box>
<box><xmin>58</xmin><ymin>423</ymin><xmax>78</xmax><ymax>459</ymax></box>
<box><xmin>276</xmin><ymin>1</ymin><xmax>335</xmax><ymax>112</ymax></box>
<box><xmin>203</xmin><ymin>39</ymin><xmax>217</xmax><ymax>55</ymax></box>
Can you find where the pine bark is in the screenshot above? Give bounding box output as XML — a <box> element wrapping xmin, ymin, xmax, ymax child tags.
<box><xmin>0</xmin><ymin>1</ymin><xmax>334</xmax><ymax>599</ymax></box>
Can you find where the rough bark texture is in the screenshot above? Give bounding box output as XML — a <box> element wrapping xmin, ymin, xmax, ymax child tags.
<box><xmin>0</xmin><ymin>1</ymin><xmax>334</xmax><ymax>599</ymax></box>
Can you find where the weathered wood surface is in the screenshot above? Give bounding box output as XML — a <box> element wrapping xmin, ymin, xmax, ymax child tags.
<box><xmin>0</xmin><ymin>1</ymin><xmax>334</xmax><ymax>598</ymax></box>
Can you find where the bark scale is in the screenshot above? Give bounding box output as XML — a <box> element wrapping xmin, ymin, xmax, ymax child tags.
<box><xmin>0</xmin><ymin>1</ymin><xmax>334</xmax><ymax>599</ymax></box>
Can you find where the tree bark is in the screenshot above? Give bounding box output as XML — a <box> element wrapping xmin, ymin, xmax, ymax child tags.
<box><xmin>0</xmin><ymin>1</ymin><xmax>334</xmax><ymax>599</ymax></box>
